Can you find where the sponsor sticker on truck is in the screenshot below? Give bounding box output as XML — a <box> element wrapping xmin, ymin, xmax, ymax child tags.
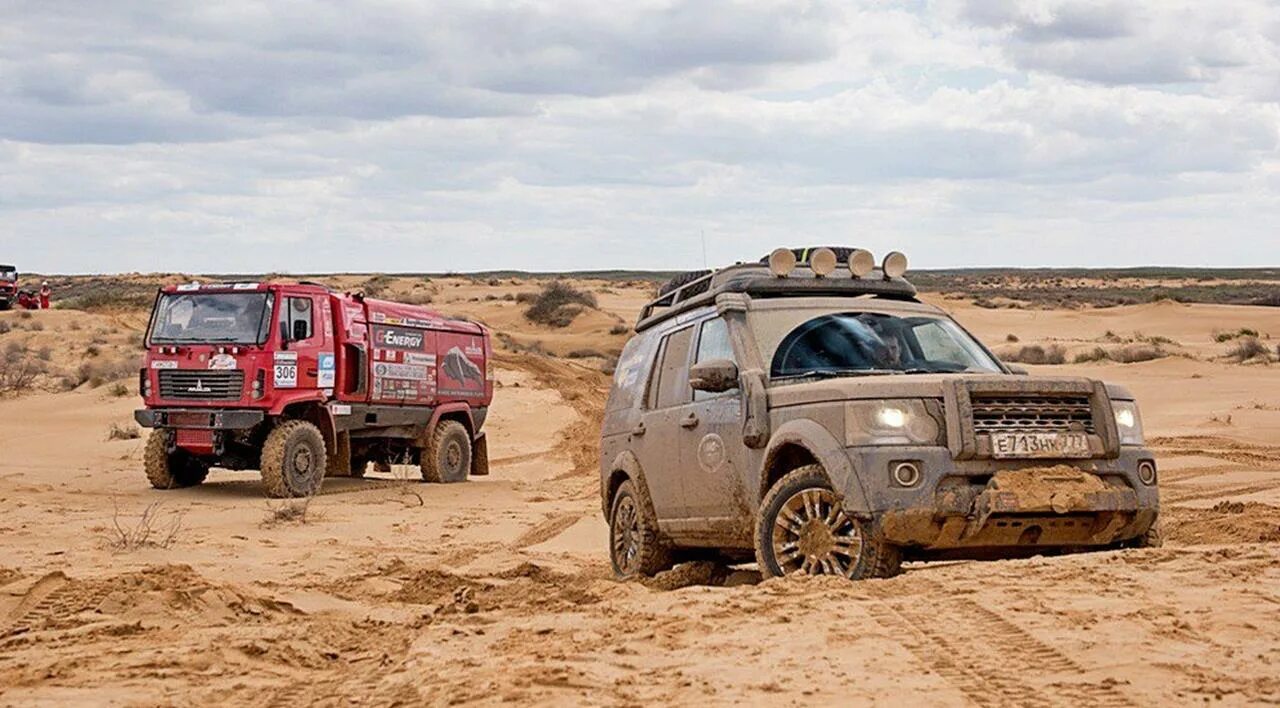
<box><xmin>274</xmin><ymin>351</ymin><xmax>298</xmax><ymax>389</ymax></box>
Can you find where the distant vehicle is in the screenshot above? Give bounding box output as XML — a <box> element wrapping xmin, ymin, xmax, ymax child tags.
<box><xmin>600</xmin><ymin>247</ymin><xmax>1160</xmax><ymax>581</ymax></box>
<box><xmin>0</xmin><ymin>265</ymin><xmax>16</xmax><ymax>310</ymax></box>
<box><xmin>135</xmin><ymin>282</ymin><xmax>494</xmax><ymax>497</ymax></box>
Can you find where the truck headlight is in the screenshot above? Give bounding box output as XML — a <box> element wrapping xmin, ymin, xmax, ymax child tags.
<box><xmin>1113</xmin><ymin>401</ymin><xmax>1145</xmax><ymax>446</ymax></box>
<box><xmin>846</xmin><ymin>400</ymin><xmax>941</xmax><ymax>447</ymax></box>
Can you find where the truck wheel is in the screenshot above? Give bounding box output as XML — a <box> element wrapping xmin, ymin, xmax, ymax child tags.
<box><xmin>471</xmin><ymin>435</ymin><xmax>490</xmax><ymax>476</ymax></box>
<box><xmin>755</xmin><ymin>465</ymin><xmax>900</xmax><ymax>581</ymax></box>
<box><xmin>143</xmin><ymin>430</ymin><xmax>209</xmax><ymax>490</ymax></box>
<box><xmin>420</xmin><ymin>420</ymin><xmax>470</xmax><ymax>483</ymax></box>
<box><xmin>260</xmin><ymin>421</ymin><xmax>327</xmax><ymax>498</ymax></box>
<box><xmin>609</xmin><ymin>479</ymin><xmax>674</xmax><ymax>580</ymax></box>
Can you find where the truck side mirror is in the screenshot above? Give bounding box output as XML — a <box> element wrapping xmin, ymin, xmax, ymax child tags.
<box><xmin>690</xmin><ymin>359</ymin><xmax>739</xmax><ymax>394</ymax></box>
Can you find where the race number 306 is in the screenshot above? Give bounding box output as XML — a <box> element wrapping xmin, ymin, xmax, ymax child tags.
<box><xmin>274</xmin><ymin>353</ymin><xmax>299</xmax><ymax>389</ymax></box>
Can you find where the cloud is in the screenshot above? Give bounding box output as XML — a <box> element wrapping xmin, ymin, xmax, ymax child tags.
<box><xmin>0</xmin><ymin>0</ymin><xmax>1276</xmax><ymax>272</ymax></box>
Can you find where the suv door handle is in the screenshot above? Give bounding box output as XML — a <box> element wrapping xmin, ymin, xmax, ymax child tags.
<box><xmin>631</xmin><ymin>423</ymin><xmax>646</xmax><ymax>437</ymax></box>
<box><xmin>680</xmin><ymin>413</ymin><xmax>700</xmax><ymax>429</ymax></box>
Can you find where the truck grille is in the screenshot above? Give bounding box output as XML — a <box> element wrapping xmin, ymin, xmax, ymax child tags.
<box><xmin>158</xmin><ymin>370</ymin><xmax>244</xmax><ymax>401</ymax></box>
<box><xmin>971</xmin><ymin>395</ymin><xmax>1095</xmax><ymax>434</ymax></box>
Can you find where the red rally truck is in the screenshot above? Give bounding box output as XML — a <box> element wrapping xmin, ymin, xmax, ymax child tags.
<box><xmin>135</xmin><ymin>281</ymin><xmax>493</xmax><ymax>497</ymax></box>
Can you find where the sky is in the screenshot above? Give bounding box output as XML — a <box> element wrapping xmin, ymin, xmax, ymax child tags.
<box><xmin>1</xmin><ymin>0</ymin><xmax>1278</xmax><ymax>274</ymax></box>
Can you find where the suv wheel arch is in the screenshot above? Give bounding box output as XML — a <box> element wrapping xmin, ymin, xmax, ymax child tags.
<box><xmin>603</xmin><ymin>451</ymin><xmax>667</xmax><ymax>539</ymax></box>
<box><xmin>762</xmin><ymin>420</ymin><xmax>872</xmax><ymax>515</ymax></box>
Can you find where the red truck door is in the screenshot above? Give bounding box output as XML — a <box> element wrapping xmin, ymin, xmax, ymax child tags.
<box><xmin>333</xmin><ymin>298</ymin><xmax>370</xmax><ymax>403</ymax></box>
<box><xmin>275</xmin><ymin>293</ymin><xmax>331</xmax><ymax>392</ymax></box>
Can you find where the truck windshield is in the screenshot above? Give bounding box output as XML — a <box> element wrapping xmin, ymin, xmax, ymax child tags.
<box><xmin>768</xmin><ymin>311</ymin><xmax>1002</xmax><ymax>379</ymax></box>
<box><xmin>0</xmin><ymin>267</ymin><xmax>15</xmax><ymax>282</ymax></box>
<box><xmin>149</xmin><ymin>292</ymin><xmax>272</xmax><ymax>345</ymax></box>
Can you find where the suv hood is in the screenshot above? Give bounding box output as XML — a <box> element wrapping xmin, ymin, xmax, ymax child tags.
<box><xmin>767</xmin><ymin>373</ymin><xmax>1135</xmax><ymax>407</ymax></box>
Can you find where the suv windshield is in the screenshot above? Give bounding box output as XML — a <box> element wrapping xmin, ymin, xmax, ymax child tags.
<box><xmin>769</xmin><ymin>311</ymin><xmax>1002</xmax><ymax>378</ymax></box>
<box><xmin>149</xmin><ymin>292</ymin><xmax>273</xmax><ymax>345</ymax></box>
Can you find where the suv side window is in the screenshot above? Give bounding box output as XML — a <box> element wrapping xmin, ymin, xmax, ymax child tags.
<box><xmin>651</xmin><ymin>326</ymin><xmax>695</xmax><ymax>410</ymax></box>
<box><xmin>694</xmin><ymin>317</ymin><xmax>738</xmax><ymax>401</ymax></box>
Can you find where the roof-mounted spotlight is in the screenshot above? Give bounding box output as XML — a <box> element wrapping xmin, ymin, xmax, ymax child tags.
<box><xmin>810</xmin><ymin>247</ymin><xmax>838</xmax><ymax>277</ymax></box>
<box><xmin>768</xmin><ymin>248</ymin><xmax>797</xmax><ymax>278</ymax></box>
<box><xmin>848</xmin><ymin>249</ymin><xmax>875</xmax><ymax>278</ymax></box>
<box><xmin>882</xmin><ymin>251</ymin><xmax>909</xmax><ymax>279</ymax></box>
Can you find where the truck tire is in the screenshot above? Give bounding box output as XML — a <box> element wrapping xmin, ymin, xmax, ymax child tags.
<box><xmin>260</xmin><ymin>420</ymin><xmax>327</xmax><ymax>498</ymax></box>
<box><xmin>420</xmin><ymin>420</ymin><xmax>471</xmax><ymax>483</ymax></box>
<box><xmin>755</xmin><ymin>465</ymin><xmax>900</xmax><ymax>581</ymax></box>
<box><xmin>609</xmin><ymin>479</ymin><xmax>673</xmax><ymax>580</ymax></box>
<box><xmin>143</xmin><ymin>430</ymin><xmax>209</xmax><ymax>490</ymax></box>
<box><xmin>471</xmin><ymin>434</ymin><xmax>490</xmax><ymax>476</ymax></box>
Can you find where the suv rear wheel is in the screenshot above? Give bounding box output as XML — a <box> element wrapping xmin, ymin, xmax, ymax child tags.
<box><xmin>756</xmin><ymin>465</ymin><xmax>900</xmax><ymax>580</ymax></box>
<box><xmin>609</xmin><ymin>479</ymin><xmax>674</xmax><ymax>580</ymax></box>
<box><xmin>143</xmin><ymin>430</ymin><xmax>210</xmax><ymax>489</ymax></box>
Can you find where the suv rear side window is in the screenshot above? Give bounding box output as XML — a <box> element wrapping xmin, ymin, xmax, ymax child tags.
<box><xmin>694</xmin><ymin>318</ymin><xmax>738</xmax><ymax>401</ymax></box>
<box><xmin>650</xmin><ymin>326</ymin><xmax>695</xmax><ymax>410</ymax></box>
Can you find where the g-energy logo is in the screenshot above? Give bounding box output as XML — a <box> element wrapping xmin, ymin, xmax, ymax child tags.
<box><xmin>376</xmin><ymin>326</ymin><xmax>425</xmax><ymax>351</ymax></box>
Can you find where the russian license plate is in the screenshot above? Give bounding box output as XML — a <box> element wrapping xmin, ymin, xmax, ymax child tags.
<box><xmin>991</xmin><ymin>432</ymin><xmax>1091</xmax><ymax>459</ymax></box>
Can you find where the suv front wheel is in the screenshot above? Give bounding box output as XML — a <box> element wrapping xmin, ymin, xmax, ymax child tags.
<box><xmin>756</xmin><ymin>465</ymin><xmax>901</xmax><ymax>580</ymax></box>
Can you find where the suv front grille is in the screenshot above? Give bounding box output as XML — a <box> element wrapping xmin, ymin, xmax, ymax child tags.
<box><xmin>971</xmin><ymin>395</ymin><xmax>1095</xmax><ymax>434</ymax></box>
<box><xmin>158</xmin><ymin>370</ymin><xmax>244</xmax><ymax>401</ymax></box>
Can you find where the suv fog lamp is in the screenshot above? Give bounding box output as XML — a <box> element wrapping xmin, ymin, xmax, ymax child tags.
<box><xmin>882</xmin><ymin>251</ymin><xmax>909</xmax><ymax>279</ymax></box>
<box><xmin>768</xmin><ymin>248</ymin><xmax>797</xmax><ymax>278</ymax></box>
<box><xmin>891</xmin><ymin>461</ymin><xmax>922</xmax><ymax>488</ymax></box>
<box><xmin>847</xmin><ymin>400</ymin><xmax>940</xmax><ymax>447</ymax></box>
<box><xmin>810</xmin><ymin>248</ymin><xmax>838</xmax><ymax>277</ymax></box>
<box><xmin>1137</xmin><ymin>460</ymin><xmax>1158</xmax><ymax>486</ymax></box>
<box><xmin>848</xmin><ymin>249</ymin><xmax>875</xmax><ymax>278</ymax></box>
<box><xmin>1113</xmin><ymin>401</ymin><xmax>1145</xmax><ymax>446</ymax></box>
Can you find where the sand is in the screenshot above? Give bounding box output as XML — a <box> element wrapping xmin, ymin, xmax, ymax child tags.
<box><xmin>0</xmin><ymin>279</ymin><xmax>1278</xmax><ymax>706</ymax></box>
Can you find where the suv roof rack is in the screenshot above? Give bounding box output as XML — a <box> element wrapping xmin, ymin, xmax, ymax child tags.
<box><xmin>636</xmin><ymin>262</ymin><xmax>918</xmax><ymax>332</ymax></box>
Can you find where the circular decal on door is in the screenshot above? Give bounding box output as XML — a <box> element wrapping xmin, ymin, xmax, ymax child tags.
<box><xmin>697</xmin><ymin>434</ymin><xmax>727</xmax><ymax>472</ymax></box>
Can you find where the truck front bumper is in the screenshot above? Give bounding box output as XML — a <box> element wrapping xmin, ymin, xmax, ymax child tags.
<box><xmin>135</xmin><ymin>409</ymin><xmax>265</xmax><ymax>430</ymax></box>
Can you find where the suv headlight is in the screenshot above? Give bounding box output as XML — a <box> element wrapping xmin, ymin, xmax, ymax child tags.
<box><xmin>846</xmin><ymin>400</ymin><xmax>941</xmax><ymax>446</ymax></box>
<box><xmin>1113</xmin><ymin>401</ymin><xmax>1145</xmax><ymax>446</ymax></box>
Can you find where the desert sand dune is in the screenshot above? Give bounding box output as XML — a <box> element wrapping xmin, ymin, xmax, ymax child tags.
<box><xmin>0</xmin><ymin>278</ymin><xmax>1278</xmax><ymax>706</ymax></box>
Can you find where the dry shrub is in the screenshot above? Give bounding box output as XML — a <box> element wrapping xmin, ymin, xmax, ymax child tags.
<box><xmin>76</xmin><ymin>355</ymin><xmax>138</xmax><ymax>388</ymax></box>
<box><xmin>1001</xmin><ymin>344</ymin><xmax>1067</xmax><ymax>365</ymax></box>
<box><xmin>0</xmin><ymin>343</ymin><xmax>45</xmax><ymax>395</ymax></box>
<box><xmin>1226</xmin><ymin>337</ymin><xmax>1271</xmax><ymax>362</ymax></box>
<box><xmin>523</xmin><ymin>282</ymin><xmax>597</xmax><ymax>328</ymax></box>
<box><xmin>567</xmin><ymin>348</ymin><xmax>606</xmax><ymax>359</ymax></box>
<box><xmin>399</xmin><ymin>291</ymin><xmax>434</xmax><ymax>306</ymax></box>
<box><xmin>1005</xmin><ymin>334</ymin><xmax>1020</xmax><ymax>343</ymax></box>
<box><xmin>1074</xmin><ymin>345</ymin><xmax>1171</xmax><ymax>364</ymax></box>
<box><xmin>1215</xmin><ymin>328</ymin><xmax>1260</xmax><ymax>343</ymax></box>
<box><xmin>107</xmin><ymin>422</ymin><xmax>141</xmax><ymax>440</ymax></box>
<box><xmin>262</xmin><ymin>498</ymin><xmax>318</xmax><ymax>527</ymax></box>
<box><xmin>108</xmin><ymin>381</ymin><xmax>131</xmax><ymax>397</ymax></box>
<box><xmin>109</xmin><ymin>501</ymin><xmax>184</xmax><ymax>552</ymax></box>
<box><xmin>0</xmin><ymin>321</ymin><xmax>10</xmax><ymax>335</ymax></box>
<box><xmin>18</xmin><ymin>311</ymin><xmax>32</xmax><ymax>320</ymax></box>
<box><xmin>610</xmin><ymin>324</ymin><xmax>631</xmax><ymax>336</ymax></box>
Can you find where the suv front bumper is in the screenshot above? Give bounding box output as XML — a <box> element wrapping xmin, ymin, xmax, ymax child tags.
<box><xmin>848</xmin><ymin>445</ymin><xmax>1159</xmax><ymax>549</ymax></box>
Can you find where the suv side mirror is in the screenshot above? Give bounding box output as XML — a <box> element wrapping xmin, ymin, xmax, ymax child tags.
<box><xmin>690</xmin><ymin>359</ymin><xmax>739</xmax><ymax>393</ymax></box>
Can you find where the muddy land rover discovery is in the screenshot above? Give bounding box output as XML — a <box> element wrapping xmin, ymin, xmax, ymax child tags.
<box><xmin>600</xmin><ymin>248</ymin><xmax>1160</xmax><ymax>581</ymax></box>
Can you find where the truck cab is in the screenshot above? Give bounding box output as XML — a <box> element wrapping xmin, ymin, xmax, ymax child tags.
<box><xmin>136</xmin><ymin>282</ymin><xmax>493</xmax><ymax>497</ymax></box>
<box><xmin>0</xmin><ymin>266</ymin><xmax>16</xmax><ymax>310</ymax></box>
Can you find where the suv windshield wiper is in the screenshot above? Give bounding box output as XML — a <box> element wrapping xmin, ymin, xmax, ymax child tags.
<box><xmin>776</xmin><ymin>369</ymin><xmax>904</xmax><ymax>380</ymax></box>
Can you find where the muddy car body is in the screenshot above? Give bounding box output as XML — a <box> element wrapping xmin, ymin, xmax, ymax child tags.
<box><xmin>600</xmin><ymin>249</ymin><xmax>1159</xmax><ymax>580</ymax></box>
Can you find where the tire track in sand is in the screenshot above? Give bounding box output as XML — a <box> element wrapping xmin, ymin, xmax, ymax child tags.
<box><xmin>864</xmin><ymin>580</ymin><xmax>1133</xmax><ymax>707</ymax></box>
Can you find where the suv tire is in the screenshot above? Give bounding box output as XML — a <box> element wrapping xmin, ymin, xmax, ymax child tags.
<box><xmin>658</xmin><ymin>270</ymin><xmax>713</xmax><ymax>298</ymax></box>
<box><xmin>143</xmin><ymin>430</ymin><xmax>210</xmax><ymax>489</ymax></box>
<box><xmin>609</xmin><ymin>479</ymin><xmax>674</xmax><ymax>580</ymax></box>
<box><xmin>421</xmin><ymin>420</ymin><xmax>471</xmax><ymax>483</ymax></box>
<box><xmin>755</xmin><ymin>465</ymin><xmax>900</xmax><ymax>580</ymax></box>
<box><xmin>260</xmin><ymin>420</ymin><xmax>327</xmax><ymax>498</ymax></box>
